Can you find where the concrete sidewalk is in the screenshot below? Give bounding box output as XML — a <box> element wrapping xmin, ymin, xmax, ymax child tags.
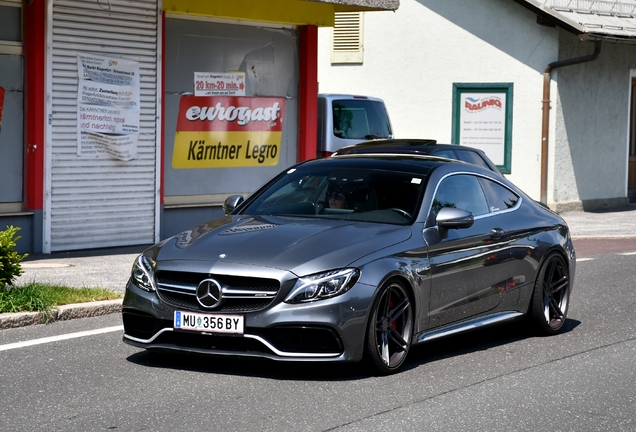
<box><xmin>14</xmin><ymin>244</ymin><xmax>148</xmax><ymax>293</ymax></box>
<box><xmin>1</xmin><ymin>245</ymin><xmax>147</xmax><ymax>329</ymax></box>
<box><xmin>2</xmin><ymin>203</ymin><xmax>636</xmax><ymax>328</ymax></box>
<box><xmin>558</xmin><ymin>203</ymin><xmax>636</xmax><ymax>239</ymax></box>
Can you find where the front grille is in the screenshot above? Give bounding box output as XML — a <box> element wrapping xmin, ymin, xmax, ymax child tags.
<box><xmin>155</xmin><ymin>270</ymin><xmax>280</xmax><ymax>313</ymax></box>
<box><xmin>123</xmin><ymin>309</ymin><xmax>343</xmax><ymax>357</ymax></box>
<box><xmin>153</xmin><ymin>326</ymin><xmax>342</xmax><ymax>356</ymax></box>
<box><xmin>154</xmin><ymin>331</ymin><xmax>270</xmax><ymax>354</ymax></box>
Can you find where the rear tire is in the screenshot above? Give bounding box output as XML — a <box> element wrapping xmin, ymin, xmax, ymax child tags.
<box><xmin>530</xmin><ymin>253</ymin><xmax>571</xmax><ymax>335</ymax></box>
<box><xmin>365</xmin><ymin>279</ymin><xmax>413</xmax><ymax>375</ymax></box>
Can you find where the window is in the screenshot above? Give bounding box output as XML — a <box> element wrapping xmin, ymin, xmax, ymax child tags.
<box><xmin>243</xmin><ymin>165</ymin><xmax>426</xmax><ymax>225</ymax></box>
<box><xmin>478</xmin><ymin>177</ymin><xmax>519</xmax><ymax>212</ymax></box>
<box><xmin>432</xmin><ymin>149</ymin><xmax>456</xmax><ymax>160</ymax></box>
<box><xmin>331</xmin><ymin>99</ymin><xmax>391</xmax><ymax>140</ymax></box>
<box><xmin>331</xmin><ymin>12</ymin><xmax>363</xmax><ymax>64</ymax></box>
<box><xmin>432</xmin><ymin>175</ymin><xmax>489</xmax><ymax>217</ymax></box>
<box><xmin>0</xmin><ymin>1</ymin><xmax>22</xmax><ymax>55</ymax></box>
<box><xmin>455</xmin><ymin>149</ymin><xmax>491</xmax><ymax>171</ymax></box>
<box><xmin>0</xmin><ymin>1</ymin><xmax>23</xmax><ymax>211</ymax></box>
<box><xmin>430</xmin><ymin>148</ymin><xmax>493</xmax><ymax>172</ymax></box>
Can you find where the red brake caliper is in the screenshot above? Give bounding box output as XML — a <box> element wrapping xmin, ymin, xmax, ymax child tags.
<box><xmin>389</xmin><ymin>299</ymin><xmax>397</xmax><ymax>330</ymax></box>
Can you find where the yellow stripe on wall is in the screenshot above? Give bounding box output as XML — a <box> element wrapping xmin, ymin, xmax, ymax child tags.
<box><xmin>164</xmin><ymin>0</ymin><xmax>340</xmax><ymax>27</ymax></box>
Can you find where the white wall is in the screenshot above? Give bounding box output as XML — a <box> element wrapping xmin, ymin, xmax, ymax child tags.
<box><xmin>552</xmin><ymin>31</ymin><xmax>636</xmax><ymax>206</ymax></box>
<box><xmin>318</xmin><ymin>0</ymin><xmax>560</xmax><ymax>199</ymax></box>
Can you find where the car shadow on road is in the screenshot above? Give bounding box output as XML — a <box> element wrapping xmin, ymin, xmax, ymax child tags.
<box><xmin>125</xmin><ymin>318</ymin><xmax>581</xmax><ymax>380</ymax></box>
<box><xmin>126</xmin><ymin>350</ymin><xmax>369</xmax><ymax>381</ymax></box>
<box><xmin>403</xmin><ymin>318</ymin><xmax>581</xmax><ymax>372</ymax></box>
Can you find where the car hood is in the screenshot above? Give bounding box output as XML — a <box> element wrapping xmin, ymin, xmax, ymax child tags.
<box><xmin>150</xmin><ymin>215</ymin><xmax>412</xmax><ymax>276</ymax></box>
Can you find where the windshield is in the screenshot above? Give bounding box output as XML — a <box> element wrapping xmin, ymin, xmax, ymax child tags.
<box><xmin>240</xmin><ymin>166</ymin><xmax>426</xmax><ymax>225</ymax></box>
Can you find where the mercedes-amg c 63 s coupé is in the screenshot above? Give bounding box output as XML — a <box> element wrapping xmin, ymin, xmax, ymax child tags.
<box><xmin>122</xmin><ymin>153</ymin><xmax>575</xmax><ymax>374</ymax></box>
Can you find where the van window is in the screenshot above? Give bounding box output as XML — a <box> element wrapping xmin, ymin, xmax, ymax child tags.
<box><xmin>332</xmin><ymin>99</ymin><xmax>392</xmax><ymax>140</ymax></box>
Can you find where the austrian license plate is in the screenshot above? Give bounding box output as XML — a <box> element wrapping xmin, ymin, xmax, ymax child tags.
<box><xmin>174</xmin><ymin>311</ymin><xmax>244</xmax><ymax>334</ymax></box>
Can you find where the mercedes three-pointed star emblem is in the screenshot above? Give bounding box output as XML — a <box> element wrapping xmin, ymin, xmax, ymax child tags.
<box><xmin>196</xmin><ymin>278</ymin><xmax>223</xmax><ymax>309</ymax></box>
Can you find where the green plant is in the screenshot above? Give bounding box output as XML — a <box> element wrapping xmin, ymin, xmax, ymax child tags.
<box><xmin>0</xmin><ymin>226</ymin><xmax>28</xmax><ymax>287</ymax></box>
<box><xmin>0</xmin><ymin>283</ymin><xmax>122</xmax><ymax>316</ymax></box>
<box><xmin>0</xmin><ymin>284</ymin><xmax>53</xmax><ymax>320</ymax></box>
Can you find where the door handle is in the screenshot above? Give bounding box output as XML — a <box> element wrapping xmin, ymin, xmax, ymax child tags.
<box><xmin>490</xmin><ymin>228</ymin><xmax>504</xmax><ymax>239</ymax></box>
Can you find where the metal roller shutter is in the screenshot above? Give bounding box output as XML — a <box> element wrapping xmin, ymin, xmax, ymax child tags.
<box><xmin>46</xmin><ymin>0</ymin><xmax>159</xmax><ymax>252</ymax></box>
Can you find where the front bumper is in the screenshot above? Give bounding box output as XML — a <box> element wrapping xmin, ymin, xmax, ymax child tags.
<box><xmin>122</xmin><ymin>279</ymin><xmax>375</xmax><ymax>363</ymax></box>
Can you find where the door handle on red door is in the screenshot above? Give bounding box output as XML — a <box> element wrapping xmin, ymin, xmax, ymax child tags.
<box><xmin>490</xmin><ymin>228</ymin><xmax>504</xmax><ymax>239</ymax></box>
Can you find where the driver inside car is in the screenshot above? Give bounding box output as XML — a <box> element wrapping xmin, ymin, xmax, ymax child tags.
<box><xmin>328</xmin><ymin>188</ymin><xmax>348</xmax><ymax>209</ymax></box>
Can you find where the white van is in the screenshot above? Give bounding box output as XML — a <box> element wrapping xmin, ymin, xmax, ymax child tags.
<box><xmin>317</xmin><ymin>94</ymin><xmax>393</xmax><ymax>158</ymax></box>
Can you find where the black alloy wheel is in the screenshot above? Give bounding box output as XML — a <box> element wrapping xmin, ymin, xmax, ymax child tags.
<box><xmin>366</xmin><ymin>279</ymin><xmax>413</xmax><ymax>374</ymax></box>
<box><xmin>531</xmin><ymin>253</ymin><xmax>571</xmax><ymax>334</ymax></box>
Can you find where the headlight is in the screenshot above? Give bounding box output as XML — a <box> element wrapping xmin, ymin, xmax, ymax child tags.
<box><xmin>285</xmin><ymin>269</ymin><xmax>360</xmax><ymax>304</ymax></box>
<box><xmin>131</xmin><ymin>255</ymin><xmax>156</xmax><ymax>292</ymax></box>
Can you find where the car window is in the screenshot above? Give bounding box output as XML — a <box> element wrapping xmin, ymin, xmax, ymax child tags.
<box><xmin>432</xmin><ymin>149</ymin><xmax>457</xmax><ymax>160</ymax></box>
<box><xmin>455</xmin><ymin>149</ymin><xmax>491</xmax><ymax>170</ymax></box>
<box><xmin>431</xmin><ymin>174</ymin><xmax>489</xmax><ymax>217</ymax></box>
<box><xmin>478</xmin><ymin>177</ymin><xmax>519</xmax><ymax>212</ymax></box>
<box><xmin>242</xmin><ymin>166</ymin><xmax>426</xmax><ymax>225</ymax></box>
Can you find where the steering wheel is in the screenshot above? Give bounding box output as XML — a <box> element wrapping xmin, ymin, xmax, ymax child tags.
<box><xmin>387</xmin><ymin>208</ymin><xmax>412</xmax><ymax>219</ymax></box>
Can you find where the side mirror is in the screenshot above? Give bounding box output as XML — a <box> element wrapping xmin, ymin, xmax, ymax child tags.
<box><xmin>436</xmin><ymin>207</ymin><xmax>474</xmax><ymax>229</ymax></box>
<box><xmin>223</xmin><ymin>195</ymin><xmax>244</xmax><ymax>215</ymax></box>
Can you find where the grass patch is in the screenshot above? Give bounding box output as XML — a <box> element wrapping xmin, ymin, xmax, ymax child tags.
<box><xmin>0</xmin><ymin>283</ymin><xmax>122</xmax><ymax>315</ymax></box>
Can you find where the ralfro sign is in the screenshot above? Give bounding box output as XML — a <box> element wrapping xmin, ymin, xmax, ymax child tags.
<box><xmin>172</xmin><ymin>96</ymin><xmax>285</xmax><ymax>169</ymax></box>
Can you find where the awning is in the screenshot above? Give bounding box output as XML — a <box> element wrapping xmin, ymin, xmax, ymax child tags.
<box><xmin>516</xmin><ymin>0</ymin><xmax>636</xmax><ymax>41</ymax></box>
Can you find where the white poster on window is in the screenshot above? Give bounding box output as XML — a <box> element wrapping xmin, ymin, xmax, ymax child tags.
<box><xmin>194</xmin><ymin>72</ymin><xmax>246</xmax><ymax>96</ymax></box>
<box><xmin>77</xmin><ymin>53</ymin><xmax>140</xmax><ymax>161</ymax></box>
<box><xmin>459</xmin><ymin>93</ymin><xmax>506</xmax><ymax>166</ymax></box>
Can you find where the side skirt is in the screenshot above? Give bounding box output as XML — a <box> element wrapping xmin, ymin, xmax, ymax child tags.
<box><xmin>415</xmin><ymin>311</ymin><xmax>524</xmax><ymax>344</ymax></box>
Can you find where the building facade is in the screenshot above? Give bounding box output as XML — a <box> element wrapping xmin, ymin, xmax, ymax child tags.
<box><xmin>0</xmin><ymin>0</ymin><xmax>398</xmax><ymax>254</ymax></box>
<box><xmin>318</xmin><ymin>0</ymin><xmax>636</xmax><ymax>211</ymax></box>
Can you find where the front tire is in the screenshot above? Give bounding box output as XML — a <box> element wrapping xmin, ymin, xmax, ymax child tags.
<box><xmin>365</xmin><ymin>279</ymin><xmax>414</xmax><ymax>374</ymax></box>
<box><xmin>530</xmin><ymin>252</ymin><xmax>571</xmax><ymax>335</ymax></box>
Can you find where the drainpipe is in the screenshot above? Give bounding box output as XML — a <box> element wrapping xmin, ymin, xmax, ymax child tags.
<box><xmin>540</xmin><ymin>40</ymin><xmax>602</xmax><ymax>204</ymax></box>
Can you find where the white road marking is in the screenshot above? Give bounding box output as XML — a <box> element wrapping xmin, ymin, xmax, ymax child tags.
<box><xmin>618</xmin><ymin>251</ymin><xmax>636</xmax><ymax>256</ymax></box>
<box><xmin>0</xmin><ymin>325</ymin><xmax>123</xmax><ymax>352</ymax></box>
<box><xmin>576</xmin><ymin>258</ymin><xmax>595</xmax><ymax>262</ymax></box>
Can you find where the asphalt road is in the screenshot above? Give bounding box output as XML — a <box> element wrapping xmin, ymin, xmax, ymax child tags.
<box><xmin>1</xmin><ymin>242</ymin><xmax>635</xmax><ymax>431</ymax></box>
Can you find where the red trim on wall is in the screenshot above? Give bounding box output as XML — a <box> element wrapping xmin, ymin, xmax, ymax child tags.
<box><xmin>24</xmin><ymin>0</ymin><xmax>46</xmax><ymax>210</ymax></box>
<box><xmin>160</xmin><ymin>11</ymin><xmax>166</xmax><ymax>205</ymax></box>
<box><xmin>298</xmin><ymin>25</ymin><xmax>318</xmax><ymax>162</ymax></box>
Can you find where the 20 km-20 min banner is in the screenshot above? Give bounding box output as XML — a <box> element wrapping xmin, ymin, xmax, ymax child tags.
<box><xmin>172</xmin><ymin>95</ymin><xmax>285</xmax><ymax>169</ymax></box>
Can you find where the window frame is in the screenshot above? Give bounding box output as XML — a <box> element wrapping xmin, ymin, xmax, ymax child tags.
<box><xmin>428</xmin><ymin>172</ymin><xmax>521</xmax><ymax>223</ymax></box>
<box><xmin>451</xmin><ymin>83</ymin><xmax>513</xmax><ymax>175</ymax></box>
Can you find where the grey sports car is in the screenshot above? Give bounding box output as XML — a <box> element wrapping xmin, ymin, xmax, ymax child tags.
<box><xmin>122</xmin><ymin>154</ymin><xmax>575</xmax><ymax>374</ymax></box>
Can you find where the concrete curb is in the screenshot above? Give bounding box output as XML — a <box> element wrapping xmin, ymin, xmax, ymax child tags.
<box><xmin>0</xmin><ymin>299</ymin><xmax>122</xmax><ymax>329</ymax></box>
